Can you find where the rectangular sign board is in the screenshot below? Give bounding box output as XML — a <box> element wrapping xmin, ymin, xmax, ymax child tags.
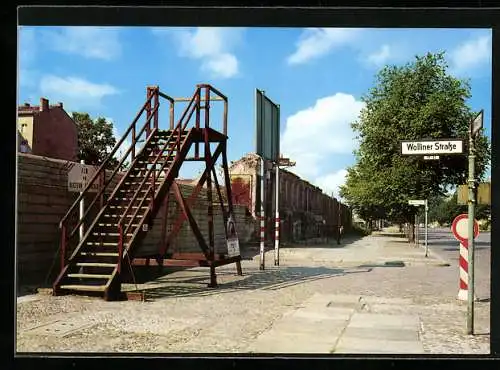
<box><xmin>457</xmin><ymin>183</ymin><xmax>491</xmax><ymax>205</ymax></box>
<box><xmin>423</xmin><ymin>155</ymin><xmax>440</xmax><ymax>160</ymax></box>
<box><xmin>401</xmin><ymin>139</ymin><xmax>464</xmax><ymax>155</ymax></box>
<box><xmin>408</xmin><ymin>199</ymin><xmax>426</xmax><ymax>206</ymax></box>
<box><xmin>471</xmin><ymin>110</ymin><xmax>483</xmax><ymax>138</ymax></box>
<box><xmin>68</xmin><ymin>163</ymin><xmax>99</xmax><ymax>193</ymax></box>
<box><xmin>255</xmin><ymin>89</ymin><xmax>280</xmax><ymax>162</ymax></box>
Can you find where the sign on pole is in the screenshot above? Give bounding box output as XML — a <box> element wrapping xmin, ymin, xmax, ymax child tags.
<box><xmin>408</xmin><ymin>199</ymin><xmax>426</xmax><ymax>206</ymax></box>
<box><xmin>451</xmin><ymin>214</ymin><xmax>479</xmax><ymax>302</ymax></box>
<box><xmin>226</xmin><ymin>213</ymin><xmax>240</xmax><ymax>258</ymax></box>
<box><xmin>451</xmin><ymin>213</ymin><xmax>479</xmax><ymax>244</ymax></box>
<box><xmin>423</xmin><ymin>155</ymin><xmax>440</xmax><ymax>160</ymax></box>
<box><xmin>401</xmin><ymin>139</ymin><xmax>464</xmax><ymax>155</ymax></box>
<box><xmin>255</xmin><ymin>89</ymin><xmax>280</xmax><ymax>162</ymax></box>
<box><xmin>471</xmin><ymin>110</ymin><xmax>484</xmax><ymax>138</ymax></box>
<box><xmin>68</xmin><ymin>162</ymin><xmax>99</xmax><ymax>193</ymax></box>
<box><xmin>457</xmin><ymin>183</ymin><xmax>491</xmax><ymax>205</ymax></box>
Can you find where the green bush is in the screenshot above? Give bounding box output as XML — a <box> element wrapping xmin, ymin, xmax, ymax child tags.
<box><xmin>349</xmin><ymin>224</ymin><xmax>371</xmax><ymax>236</ymax></box>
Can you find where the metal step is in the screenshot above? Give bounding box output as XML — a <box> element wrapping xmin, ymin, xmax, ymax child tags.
<box><xmin>98</xmin><ymin>222</ymin><xmax>140</xmax><ymax>227</ymax></box>
<box><xmin>80</xmin><ymin>252</ymin><xmax>119</xmax><ymax>257</ymax></box>
<box><xmin>86</xmin><ymin>241</ymin><xmax>128</xmax><ymax>247</ymax></box>
<box><xmin>91</xmin><ymin>232</ymin><xmax>134</xmax><ymax>237</ymax></box>
<box><xmin>102</xmin><ymin>214</ymin><xmax>137</xmax><ymax>218</ymax></box>
<box><xmin>67</xmin><ymin>273</ymin><xmax>113</xmax><ymax>279</ymax></box>
<box><xmin>60</xmin><ymin>284</ymin><xmax>107</xmax><ymax>292</ymax></box>
<box><xmin>76</xmin><ymin>262</ymin><xmax>116</xmax><ymax>268</ymax></box>
<box><xmin>123</xmin><ymin>181</ymin><xmax>162</xmax><ymax>186</ymax></box>
<box><xmin>107</xmin><ymin>205</ymin><xmax>148</xmax><ymax>210</ymax></box>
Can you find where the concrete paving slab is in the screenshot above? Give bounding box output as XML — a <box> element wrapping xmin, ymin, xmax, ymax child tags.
<box><xmin>24</xmin><ymin>319</ymin><xmax>95</xmax><ymax>338</ymax></box>
<box><xmin>360</xmin><ymin>297</ymin><xmax>414</xmax><ymax>305</ymax></box>
<box><xmin>334</xmin><ymin>337</ymin><xmax>424</xmax><ymax>354</ymax></box>
<box><xmin>17</xmin><ymin>295</ymin><xmax>42</xmax><ymax>304</ymax></box>
<box><xmin>270</xmin><ymin>319</ymin><xmax>347</xmax><ymax>336</ymax></box>
<box><xmin>348</xmin><ymin>313</ymin><xmax>420</xmax><ymax>329</ymax></box>
<box><xmin>342</xmin><ymin>326</ymin><xmax>419</xmax><ymax>342</ymax></box>
<box><xmin>291</xmin><ymin>307</ymin><xmax>354</xmax><ymax>321</ymax></box>
<box><xmin>248</xmin><ymin>332</ymin><xmax>336</xmax><ymax>353</ymax></box>
<box><xmin>304</xmin><ymin>293</ymin><xmax>362</xmax><ymax>305</ymax></box>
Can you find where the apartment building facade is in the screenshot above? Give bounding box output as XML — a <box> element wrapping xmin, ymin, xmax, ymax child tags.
<box><xmin>18</xmin><ymin>97</ymin><xmax>78</xmax><ymax>161</ymax></box>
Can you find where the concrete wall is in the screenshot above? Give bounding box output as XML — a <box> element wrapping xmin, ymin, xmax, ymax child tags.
<box><xmin>17</xmin><ymin>154</ymin><xmax>256</xmax><ymax>287</ymax></box>
<box><xmin>229</xmin><ymin>153</ymin><xmax>352</xmax><ymax>243</ymax></box>
<box><xmin>17</xmin><ymin>154</ymin><xmax>122</xmax><ymax>287</ymax></box>
<box><xmin>137</xmin><ymin>185</ymin><xmax>254</xmax><ymax>256</ymax></box>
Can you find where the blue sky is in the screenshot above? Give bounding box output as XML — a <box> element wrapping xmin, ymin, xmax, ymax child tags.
<box><xmin>18</xmin><ymin>27</ymin><xmax>492</xmax><ymax>198</ymax></box>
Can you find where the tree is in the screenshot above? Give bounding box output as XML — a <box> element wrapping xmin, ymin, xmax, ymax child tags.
<box><xmin>340</xmin><ymin>52</ymin><xmax>490</xmax><ymax>240</ymax></box>
<box><xmin>427</xmin><ymin>191</ymin><xmax>490</xmax><ymax>226</ymax></box>
<box><xmin>72</xmin><ymin>113</ymin><xmax>124</xmax><ymax>169</ymax></box>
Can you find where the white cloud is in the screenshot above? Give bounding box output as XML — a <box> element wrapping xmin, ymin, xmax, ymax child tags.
<box><xmin>314</xmin><ymin>169</ymin><xmax>348</xmax><ymax>200</ymax></box>
<box><xmin>281</xmin><ymin>93</ymin><xmax>365</xmax><ymax>180</ymax></box>
<box><xmin>39</xmin><ymin>75</ymin><xmax>119</xmax><ymax>110</ymax></box>
<box><xmin>153</xmin><ymin>27</ymin><xmax>243</xmax><ymax>79</ymax></box>
<box><xmin>111</xmin><ymin>124</ymin><xmax>132</xmax><ymax>163</ymax></box>
<box><xmin>449</xmin><ymin>34</ymin><xmax>491</xmax><ymax>75</ymax></box>
<box><xmin>287</xmin><ymin>28</ymin><xmax>360</xmax><ymax>65</ymax></box>
<box><xmin>366</xmin><ymin>44</ymin><xmax>392</xmax><ymax>67</ymax></box>
<box><xmin>42</xmin><ymin>27</ymin><xmax>122</xmax><ymax>61</ymax></box>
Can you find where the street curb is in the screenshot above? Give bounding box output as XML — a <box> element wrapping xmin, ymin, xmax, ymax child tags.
<box><xmin>417</xmin><ymin>244</ymin><xmax>452</xmax><ymax>267</ymax></box>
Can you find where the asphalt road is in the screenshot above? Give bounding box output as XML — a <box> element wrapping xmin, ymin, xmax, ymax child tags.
<box><xmin>423</xmin><ymin>227</ymin><xmax>491</xmax><ymax>300</ymax></box>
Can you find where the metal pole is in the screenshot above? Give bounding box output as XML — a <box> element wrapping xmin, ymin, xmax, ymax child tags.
<box><xmin>259</xmin><ymin>157</ymin><xmax>265</xmax><ymax>270</ymax></box>
<box><xmin>79</xmin><ymin>159</ymin><xmax>85</xmax><ymax>241</ymax></box>
<box><xmin>425</xmin><ymin>200</ymin><xmax>429</xmax><ymax>257</ymax></box>
<box><xmin>467</xmin><ymin>131</ymin><xmax>476</xmax><ymax>335</ymax></box>
<box><xmin>274</xmin><ymin>162</ymin><xmax>280</xmax><ymax>266</ymax></box>
<box><xmin>414</xmin><ymin>213</ymin><xmax>418</xmax><ymax>247</ymax></box>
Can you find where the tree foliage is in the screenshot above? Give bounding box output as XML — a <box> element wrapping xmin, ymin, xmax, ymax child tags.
<box><xmin>72</xmin><ymin>112</ymin><xmax>122</xmax><ymax>169</ymax></box>
<box><xmin>427</xmin><ymin>192</ymin><xmax>490</xmax><ymax>225</ymax></box>
<box><xmin>340</xmin><ymin>52</ymin><xmax>490</xmax><ymax>224</ymax></box>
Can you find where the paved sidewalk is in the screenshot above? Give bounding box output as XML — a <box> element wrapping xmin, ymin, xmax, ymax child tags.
<box><xmin>247</xmin><ymin>293</ymin><xmax>424</xmax><ymax>354</ymax></box>
<box><xmin>16</xmin><ymin>230</ymin><xmax>490</xmax><ymax>354</ymax></box>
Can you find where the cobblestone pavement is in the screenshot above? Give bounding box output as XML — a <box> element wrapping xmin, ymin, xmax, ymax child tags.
<box><xmin>16</xmin><ymin>232</ymin><xmax>489</xmax><ymax>354</ymax></box>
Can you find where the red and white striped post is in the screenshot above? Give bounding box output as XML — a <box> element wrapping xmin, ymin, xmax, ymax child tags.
<box><xmin>451</xmin><ymin>214</ymin><xmax>479</xmax><ymax>301</ymax></box>
<box><xmin>274</xmin><ymin>162</ymin><xmax>280</xmax><ymax>266</ymax></box>
<box><xmin>259</xmin><ymin>157</ymin><xmax>266</xmax><ymax>270</ymax></box>
<box><xmin>458</xmin><ymin>241</ymin><xmax>468</xmax><ymax>301</ymax></box>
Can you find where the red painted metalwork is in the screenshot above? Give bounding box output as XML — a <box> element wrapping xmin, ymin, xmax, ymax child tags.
<box><xmin>60</xmin><ymin>225</ymin><xmax>66</xmax><ymax>272</ymax></box>
<box><xmin>160</xmin><ymin>143</ymin><xmax>224</xmax><ymax>255</ymax></box>
<box><xmin>55</xmin><ymin>84</ymin><xmax>241</xmax><ymax>299</ymax></box>
<box><xmin>118</xmin><ymin>224</ymin><xmax>123</xmax><ymax>274</ymax></box>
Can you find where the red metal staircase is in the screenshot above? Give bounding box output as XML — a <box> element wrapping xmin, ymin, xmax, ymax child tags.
<box><xmin>53</xmin><ymin>84</ymin><xmax>242</xmax><ymax>300</ymax></box>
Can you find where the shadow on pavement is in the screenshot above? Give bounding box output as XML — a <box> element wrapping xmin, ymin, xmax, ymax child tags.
<box><xmin>239</xmin><ymin>233</ymin><xmax>366</xmax><ymax>260</ymax></box>
<box><xmin>428</xmin><ymin>239</ymin><xmax>490</xmax><ymax>247</ymax></box>
<box><xmin>137</xmin><ymin>265</ymin><xmax>373</xmax><ymax>300</ymax></box>
<box><xmin>358</xmin><ymin>261</ymin><xmax>406</xmax><ymax>268</ymax></box>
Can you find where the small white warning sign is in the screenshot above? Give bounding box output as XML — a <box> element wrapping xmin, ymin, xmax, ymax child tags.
<box><xmin>226</xmin><ymin>213</ymin><xmax>240</xmax><ymax>257</ymax></box>
<box><xmin>67</xmin><ymin>163</ymin><xmax>99</xmax><ymax>193</ymax></box>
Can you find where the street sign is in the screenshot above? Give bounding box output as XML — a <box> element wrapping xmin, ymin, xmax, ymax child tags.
<box><xmin>423</xmin><ymin>155</ymin><xmax>440</xmax><ymax>160</ymax></box>
<box><xmin>255</xmin><ymin>89</ymin><xmax>280</xmax><ymax>161</ymax></box>
<box><xmin>471</xmin><ymin>110</ymin><xmax>483</xmax><ymax>138</ymax></box>
<box><xmin>408</xmin><ymin>199</ymin><xmax>426</xmax><ymax>206</ymax></box>
<box><xmin>451</xmin><ymin>213</ymin><xmax>479</xmax><ymax>244</ymax></box>
<box><xmin>68</xmin><ymin>162</ymin><xmax>99</xmax><ymax>192</ymax></box>
<box><xmin>457</xmin><ymin>183</ymin><xmax>491</xmax><ymax>205</ymax></box>
<box><xmin>401</xmin><ymin>139</ymin><xmax>464</xmax><ymax>155</ymax></box>
<box><xmin>226</xmin><ymin>213</ymin><xmax>240</xmax><ymax>257</ymax></box>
